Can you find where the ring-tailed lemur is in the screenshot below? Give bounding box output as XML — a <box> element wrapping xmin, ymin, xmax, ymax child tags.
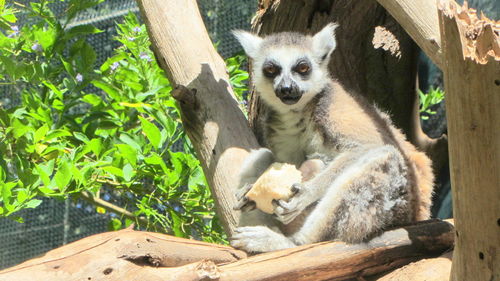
<box><xmin>230</xmin><ymin>24</ymin><xmax>434</xmax><ymax>253</ymax></box>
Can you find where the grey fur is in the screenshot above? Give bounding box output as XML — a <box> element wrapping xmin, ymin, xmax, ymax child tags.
<box><xmin>231</xmin><ymin>24</ymin><xmax>434</xmax><ymax>253</ymax></box>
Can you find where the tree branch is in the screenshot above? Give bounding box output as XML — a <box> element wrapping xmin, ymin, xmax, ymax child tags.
<box><xmin>0</xmin><ymin>219</ymin><xmax>454</xmax><ymax>280</ymax></box>
<box><xmin>79</xmin><ymin>191</ymin><xmax>165</xmax><ymax>232</ymax></box>
<box><xmin>135</xmin><ymin>0</ymin><xmax>261</xmax><ymax>236</ymax></box>
<box><xmin>375</xmin><ymin>0</ymin><xmax>443</xmax><ymax>69</ymax></box>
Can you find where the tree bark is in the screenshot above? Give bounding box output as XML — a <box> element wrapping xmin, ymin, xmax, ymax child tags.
<box><xmin>249</xmin><ymin>0</ymin><xmax>448</xmax><ymax>176</ymax></box>
<box><xmin>0</xmin><ymin>228</ymin><xmax>246</xmax><ymax>281</ymax></box>
<box><xmin>436</xmin><ymin>1</ymin><xmax>500</xmax><ymax>280</ymax></box>
<box><xmin>135</xmin><ymin>0</ymin><xmax>260</xmax><ymax>236</ymax></box>
<box><xmin>0</xmin><ymin>220</ymin><xmax>454</xmax><ymax>281</ymax></box>
<box><xmin>375</xmin><ymin>0</ymin><xmax>443</xmax><ymax>69</ymax></box>
<box><xmin>373</xmin><ymin>251</ymin><xmax>452</xmax><ymax>281</ymax></box>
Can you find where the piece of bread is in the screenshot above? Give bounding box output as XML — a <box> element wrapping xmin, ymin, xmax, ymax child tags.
<box><xmin>246</xmin><ymin>163</ymin><xmax>302</xmax><ymax>214</ymax></box>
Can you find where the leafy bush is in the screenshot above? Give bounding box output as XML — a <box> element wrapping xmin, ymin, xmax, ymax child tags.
<box><xmin>419</xmin><ymin>87</ymin><xmax>445</xmax><ymax>120</ymax></box>
<box><xmin>0</xmin><ymin>0</ymin><xmax>248</xmax><ymax>243</ymax></box>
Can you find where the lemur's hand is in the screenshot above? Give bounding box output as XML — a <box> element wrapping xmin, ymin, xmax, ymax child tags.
<box><xmin>273</xmin><ymin>183</ymin><xmax>310</xmax><ymax>224</ymax></box>
<box><xmin>233</xmin><ymin>183</ymin><xmax>256</xmax><ymax>212</ymax></box>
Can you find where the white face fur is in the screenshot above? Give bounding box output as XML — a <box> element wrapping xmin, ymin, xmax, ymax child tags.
<box><xmin>233</xmin><ymin>24</ymin><xmax>338</xmax><ymax>113</ymax></box>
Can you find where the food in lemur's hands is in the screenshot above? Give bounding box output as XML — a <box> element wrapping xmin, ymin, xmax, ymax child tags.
<box><xmin>246</xmin><ymin>159</ymin><xmax>325</xmax><ymax>214</ymax></box>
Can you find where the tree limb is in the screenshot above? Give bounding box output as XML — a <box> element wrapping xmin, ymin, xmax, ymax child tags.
<box><xmin>135</xmin><ymin>0</ymin><xmax>261</xmax><ymax>236</ymax></box>
<box><xmin>375</xmin><ymin>0</ymin><xmax>443</xmax><ymax>69</ymax></box>
<box><xmin>0</xmin><ymin>220</ymin><xmax>454</xmax><ymax>281</ymax></box>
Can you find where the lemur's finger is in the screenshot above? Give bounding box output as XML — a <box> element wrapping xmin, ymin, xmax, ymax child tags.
<box><xmin>291</xmin><ymin>183</ymin><xmax>302</xmax><ymax>195</ymax></box>
<box><xmin>240</xmin><ymin>201</ymin><xmax>256</xmax><ymax>212</ymax></box>
<box><xmin>233</xmin><ymin>197</ymin><xmax>249</xmax><ymax>210</ymax></box>
<box><xmin>236</xmin><ymin>183</ymin><xmax>253</xmax><ymax>200</ymax></box>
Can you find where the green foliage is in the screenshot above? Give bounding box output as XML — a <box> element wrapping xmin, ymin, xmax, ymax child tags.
<box><xmin>225</xmin><ymin>53</ymin><xmax>249</xmax><ymax>113</ymax></box>
<box><xmin>419</xmin><ymin>87</ymin><xmax>445</xmax><ymax>120</ymax></box>
<box><xmin>0</xmin><ymin>1</ymin><xmax>244</xmax><ymax>244</ymax></box>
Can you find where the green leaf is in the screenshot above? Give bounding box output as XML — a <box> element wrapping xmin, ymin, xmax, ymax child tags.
<box><xmin>11</xmin><ymin>119</ymin><xmax>32</xmax><ymax>139</ymax></box>
<box><xmin>122</xmin><ymin>163</ymin><xmax>134</xmax><ymax>182</ymax></box>
<box><xmin>45</xmin><ymin>129</ymin><xmax>72</xmax><ymax>141</ymax></box>
<box><xmin>1</xmin><ymin>182</ymin><xmax>15</xmax><ymax>209</ymax></box>
<box><xmin>66</xmin><ymin>25</ymin><xmax>102</xmax><ymax>39</ymax></box>
<box><xmin>102</xmin><ymin>166</ymin><xmax>123</xmax><ymax>178</ymax></box>
<box><xmin>169</xmin><ymin>210</ymin><xmax>185</xmax><ymax>237</ymax></box>
<box><xmin>34</xmin><ymin>124</ymin><xmax>49</xmax><ymax>143</ymax></box>
<box><xmin>116</xmin><ymin>144</ymin><xmax>137</xmax><ymax>167</ymax></box>
<box><xmin>139</xmin><ymin>116</ymin><xmax>161</xmax><ymax>149</ymax></box>
<box><xmin>16</xmin><ymin>190</ymin><xmax>28</xmax><ymax>203</ymax></box>
<box><xmin>0</xmin><ymin>165</ymin><xmax>4</xmax><ymax>182</ymax></box>
<box><xmin>36</xmin><ymin>161</ymin><xmax>54</xmax><ymax>187</ymax></box>
<box><xmin>73</xmin><ymin>132</ymin><xmax>90</xmax><ymax>143</ymax></box>
<box><xmin>81</xmin><ymin>93</ymin><xmax>102</xmax><ymax>106</ymax></box>
<box><xmin>108</xmin><ymin>218</ymin><xmax>122</xmax><ymax>231</ymax></box>
<box><xmin>42</xmin><ymin>81</ymin><xmax>64</xmax><ymax>99</ymax></box>
<box><xmin>100</xmin><ymin>53</ymin><xmax>127</xmax><ymax>72</ymax></box>
<box><xmin>25</xmin><ymin>199</ymin><xmax>42</xmax><ymax>209</ymax></box>
<box><xmin>92</xmin><ymin>80</ymin><xmax>121</xmax><ymax>101</ymax></box>
<box><xmin>53</xmin><ymin>157</ymin><xmax>72</xmax><ymax>191</ymax></box>
<box><xmin>87</xmin><ymin>138</ymin><xmax>103</xmax><ymax>157</ymax></box>
<box><xmin>119</xmin><ymin>134</ymin><xmax>142</xmax><ymax>152</ymax></box>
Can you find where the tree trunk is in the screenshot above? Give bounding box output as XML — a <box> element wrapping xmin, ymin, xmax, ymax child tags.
<box><xmin>135</xmin><ymin>0</ymin><xmax>261</xmax><ymax>235</ymax></box>
<box><xmin>436</xmin><ymin>1</ymin><xmax>500</xmax><ymax>280</ymax></box>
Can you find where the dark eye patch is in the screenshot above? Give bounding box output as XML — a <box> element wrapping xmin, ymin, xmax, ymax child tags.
<box><xmin>292</xmin><ymin>58</ymin><xmax>312</xmax><ymax>77</ymax></box>
<box><xmin>262</xmin><ymin>60</ymin><xmax>281</xmax><ymax>79</ymax></box>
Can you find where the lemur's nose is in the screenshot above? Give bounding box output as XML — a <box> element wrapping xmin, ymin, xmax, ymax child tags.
<box><xmin>280</xmin><ymin>86</ymin><xmax>292</xmax><ymax>95</ymax></box>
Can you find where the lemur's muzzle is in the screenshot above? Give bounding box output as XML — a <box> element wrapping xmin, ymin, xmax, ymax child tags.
<box><xmin>276</xmin><ymin>80</ymin><xmax>302</xmax><ymax>105</ymax></box>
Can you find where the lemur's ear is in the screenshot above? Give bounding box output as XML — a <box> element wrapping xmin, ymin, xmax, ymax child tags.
<box><xmin>312</xmin><ymin>23</ymin><xmax>338</xmax><ymax>63</ymax></box>
<box><xmin>233</xmin><ymin>30</ymin><xmax>263</xmax><ymax>59</ymax></box>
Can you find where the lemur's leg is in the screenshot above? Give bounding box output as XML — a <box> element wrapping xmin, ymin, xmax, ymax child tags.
<box><xmin>232</xmin><ymin>145</ymin><xmax>412</xmax><ymax>252</ymax></box>
<box><xmin>291</xmin><ymin>145</ymin><xmax>412</xmax><ymax>245</ymax></box>
<box><xmin>234</xmin><ymin>148</ymin><xmax>280</xmax><ymax>229</ymax></box>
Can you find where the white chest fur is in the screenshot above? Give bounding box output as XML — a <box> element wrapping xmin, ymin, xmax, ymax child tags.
<box><xmin>266</xmin><ymin>110</ymin><xmax>324</xmax><ymax>166</ymax></box>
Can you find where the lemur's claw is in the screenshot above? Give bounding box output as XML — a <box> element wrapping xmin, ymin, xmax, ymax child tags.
<box><xmin>291</xmin><ymin>183</ymin><xmax>302</xmax><ymax>195</ymax></box>
<box><xmin>234</xmin><ymin>183</ymin><xmax>255</xmax><ymax>211</ymax></box>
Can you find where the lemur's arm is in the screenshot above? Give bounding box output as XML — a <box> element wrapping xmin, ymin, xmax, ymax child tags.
<box><xmin>234</xmin><ymin>148</ymin><xmax>275</xmax><ymax>212</ymax></box>
<box><xmin>273</xmin><ymin>148</ymin><xmax>374</xmax><ymax>224</ymax></box>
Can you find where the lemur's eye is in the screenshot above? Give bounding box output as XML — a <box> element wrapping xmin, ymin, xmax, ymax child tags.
<box><xmin>263</xmin><ymin>64</ymin><xmax>280</xmax><ymax>78</ymax></box>
<box><xmin>294</xmin><ymin>62</ymin><xmax>311</xmax><ymax>75</ymax></box>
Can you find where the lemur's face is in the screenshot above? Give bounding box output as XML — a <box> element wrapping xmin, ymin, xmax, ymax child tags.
<box><xmin>233</xmin><ymin>24</ymin><xmax>337</xmax><ymax>112</ymax></box>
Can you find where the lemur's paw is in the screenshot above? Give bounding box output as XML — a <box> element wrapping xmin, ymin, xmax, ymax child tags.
<box><xmin>230</xmin><ymin>226</ymin><xmax>295</xmax><ymax>253</ymax></box>
<box><xmin>273</xmin><ymin>183</ymin><xmax>309</xmax><ymax>224</ymax></box>
<box><xmin>233</xmin><ymin>183</ymin><xmax>256</xmax><ymax>212</ymax></box>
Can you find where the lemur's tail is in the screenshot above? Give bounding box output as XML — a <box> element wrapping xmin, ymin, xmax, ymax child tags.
<box><xmin>406</xmin><ymin>148</ymin><xmax>434</xmax><ymax>220</ymax></box>
<box><xmin>376</xmin><ymin>108</ymin><xmax>435</xmax><ymax>221</ymax></box>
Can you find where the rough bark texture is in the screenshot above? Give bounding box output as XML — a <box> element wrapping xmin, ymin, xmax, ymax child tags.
<box><xmin>0</xmin><ymin>228</ymin><xmax>246</xmax><ymax>281</ymax></box>
<box><xmin>248</xmin><ymin>0</ymin><xmax>448</xmax><ymax>177</ymax></box>
<box><xmin>135</xmin><ymin>0</ymin><xmax>261</xmax><ymax>236</ymax></box>
<box><xmin>437</xmin><ymin>1</ymin><xmax>500</xmax><ymax>280</ymax></box>
<box><xmin>376</xmin><ymin>0</ymin><xmax>443</xmax><ymax>69</ymax></box>
<box><xmin>0</xmin><ymin>220</ymin><xmax>454</xmax><ymax>281</ymax></box>
<box><xmin>372</xmin><ymin>251</ymin><xmax>452</xmax><ymax>281</ymax></box>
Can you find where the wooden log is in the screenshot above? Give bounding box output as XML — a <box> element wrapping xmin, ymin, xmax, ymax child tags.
<box><xmin>373</xmin><ymin>251</ymin><xmax>452</xmax><ymax>281</ymax></box>
<box><xmin>0</xmin><ymin>220</ymin><xmax>454</xmax><ymax>281</ymax></box>
<box><xmin>134</xmin><ymin>0</ymin><xmax>261</xmax><ymax>236</ymax></box>
<box><xmin>437</xmin><ymin>1</ymin><xmax>500</xmax><ymax>281</ymax></box>
<box><xmin>0</xmin><ymin>228</ymin><xmax>246</xmax><ymax>281</ymax></box>
<box><xmin>375</xmin><ymin>0</ymin><xmax>443</xmax><ymax>69</ymax></box>
<box><xmin>216</xmin><ymin>219</ymin><xmax>454</xmax><ymax>281</ymax></box>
